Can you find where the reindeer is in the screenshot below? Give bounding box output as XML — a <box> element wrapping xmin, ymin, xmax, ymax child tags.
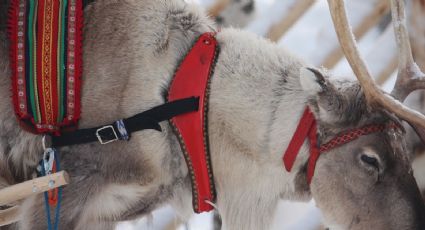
<box><xmin>0</xmin><ymin>0</ymin><xmax>425</xmax><ymax>229</ymax></box>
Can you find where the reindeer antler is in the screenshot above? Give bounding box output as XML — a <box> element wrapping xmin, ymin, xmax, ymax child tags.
<box><xmin>327</xmin><ymin>0</ymin><xmax>425</xmax><ymax>131</ymax></box>
<box><xmin>390</xmin><ymin>0</ymin><xmax>425</xmax><ymax>101</ymax></box>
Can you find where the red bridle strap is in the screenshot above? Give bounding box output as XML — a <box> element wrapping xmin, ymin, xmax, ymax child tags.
<box><xmin>282</xmin><ymin>107</ymin><xmax>318</xmax><ymax>184</ymax></box>
<box><xmin>319</xmin><ymin>123</ymin><xmax>398</xmax><ymax>153</ymax></box>
<box><xmin>283</xmin><ymin>107</ymin><xmax>398</xmax><ymax>184</ymax></box>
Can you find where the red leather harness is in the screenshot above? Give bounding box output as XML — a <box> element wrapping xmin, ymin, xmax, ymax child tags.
<box><xmin>168</xmin><ymin>33</ymin><xmax>218</xmax><ymax>213</ymax></box>
<box><xmin>283</xmin><ymin>107</ymin><xmax>399</xmax><ymax>184</ymax></box>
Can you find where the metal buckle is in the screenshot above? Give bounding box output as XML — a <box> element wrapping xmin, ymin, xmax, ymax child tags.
<box><xmin>96</xmin><ymin>125</ymin><xmax>119</xmax><ymax>145</ymax></box>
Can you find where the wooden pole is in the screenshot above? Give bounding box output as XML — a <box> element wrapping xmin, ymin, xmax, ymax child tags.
<box><xmin>266</xmin><ymin>0</ymin><xmax>315</xmax><ymax>42</ymax></box>
<box><xmin>0</xmin><ymin>206</ymin><xmax>20</xmax><ymax>226</ymax></box>
<box><xmin>376</xmin><ymin>56</ymin><xmax>398</xmax><ymax>85</ymax></box>
<box><xmin>0</xmin><ymin>171</ymin><xmax>70</xmax><ymax>206</ymax></box>
<box><xmin>207</xmin><ymin>0</ymin><xmax>231</xmax><ymax>18</ymax></box>
<box><xmin>321</xmin><ymin>0</ymin><xmax>390</xmax><ymax>68</ymax></box>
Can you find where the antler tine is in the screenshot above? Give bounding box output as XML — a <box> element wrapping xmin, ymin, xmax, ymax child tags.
<box><xmin>327</xmin><ymin>0</ymin><xmax>425</xmax><ymax>130</ymax></box>
<box><xmin>390</xmin><ymin>0</ymin><xmax>425</xmax><ymax>101</ymax></box>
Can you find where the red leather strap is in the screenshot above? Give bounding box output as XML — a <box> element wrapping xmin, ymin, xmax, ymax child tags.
<box><xmin>306</xmin><ymin>119</ymin><xmax>319</xmax><ymax>184</ymax></box>
<box><xmin>168</xmin><ymin>33</ymin><xmax>217</xmax><ymax>213</ymax></box>
<box><xmin>283</xmin><ymin>107</ymin><xmax>399</xmax><ymax>184</ymax></box>
<box><xmin>283</xmin><ymin>107</ymin><xmax>316</xmax><ymax>172</ymax></box>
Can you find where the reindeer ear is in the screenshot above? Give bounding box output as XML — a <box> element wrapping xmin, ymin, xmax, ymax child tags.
<box><xmin>300</xmin><ymin>67</ymin><xmax>327</xmax><ymax>95</ymax></box>
<box><xmin>299</xmin><ymin>67</ymin><xmax>348</xmax><ymax>124</ymax></box>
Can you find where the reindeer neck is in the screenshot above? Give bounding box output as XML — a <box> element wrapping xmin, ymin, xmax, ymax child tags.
<box><xmin>208</xmin><ymin>30</ymin><xmax>312</xmax><ymax>200</ymax></box>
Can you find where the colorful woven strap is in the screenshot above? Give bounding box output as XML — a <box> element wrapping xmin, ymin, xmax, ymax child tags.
<box><xmin>319</xmin><ymin>123</ymin><xmax>399</xmax><ymax>153</ymax></box>
<box><xmin>9</xmin><ymin>0</ymin><xmax>83</xmax><ymax>134</ymax></box>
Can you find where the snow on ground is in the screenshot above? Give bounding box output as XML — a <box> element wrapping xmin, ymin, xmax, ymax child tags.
<box><xmin>117</xmin><ymin>0</ymin><xmax>398</xmax><ymax>229</ymax></box>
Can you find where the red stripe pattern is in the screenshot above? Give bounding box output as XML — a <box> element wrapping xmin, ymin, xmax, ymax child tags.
<box><xmin>37</xmin><ymin>0</ymin><xmax>59</xmax><ymax>128</ymax></box>
<box><xmin>9</xmin><ymin>0</ymin><xmax>83</xmax><ymax>134</ymax></box>
<box><xmin>9</xmin><ymin>0</ymin><xmax>29</xmax><ymax>119</ymax></box>
<box><xmin>66</xmin><ymin>0</ymin><xmax>83</xmax><ymax>124</ymax></box>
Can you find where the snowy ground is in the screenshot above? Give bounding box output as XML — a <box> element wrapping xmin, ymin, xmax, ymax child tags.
<box><xmin>117</xmin><ymin>0</ymin><xmax>397</xmax><ymax>229</ymax></box>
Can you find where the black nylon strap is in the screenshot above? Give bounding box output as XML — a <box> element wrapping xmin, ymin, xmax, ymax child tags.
<box><xmin>51</xmin><ymin>97</ymin><xmax>199</xmax><ymax>147</ymax></box>
<box><xmin>83</xmin><ymin>0</ymin><xmax>96</xmax><ymax>8</ymax></box>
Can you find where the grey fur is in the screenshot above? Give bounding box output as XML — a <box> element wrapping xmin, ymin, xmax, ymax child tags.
<box><xmin>0</xmin><ymin>1</ymin><xmax>424</xmax><ymax>230</ymax></box>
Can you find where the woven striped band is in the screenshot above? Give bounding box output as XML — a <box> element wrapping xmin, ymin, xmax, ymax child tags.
<box><xmin>9</xmin><ymin>0</ymin><xmax>83</xmax><ymax>134</ymax></box>
<box><xmin>319</xmin><ymin>122</ymin><xmax>400</xmax><ymax>153</ymax></box>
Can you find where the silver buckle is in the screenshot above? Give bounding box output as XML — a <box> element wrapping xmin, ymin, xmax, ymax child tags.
<box><xmin>96</xmin><ymin>125</ymin><xmax>118</xmax><ymax>145</ymax></box>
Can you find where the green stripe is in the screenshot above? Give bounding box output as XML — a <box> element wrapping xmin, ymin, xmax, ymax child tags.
<box><xmin>61</xmin><ymin>0</ymin><xmax>67</xmax><ymax>121</ymax></box>
<box><xmin>33</xmin><ymin>0</ymin><xmax>41</xmax><ymax>121</ymax></box>
<box><xmin>57</xmin><ymin>0</ymin><xmax>67</xmax><ymax>122</ymax></box>
<box><xmin>28</xmin><ymin>0</ymin><xmax>39</xmax><ymax>123</ymax></box>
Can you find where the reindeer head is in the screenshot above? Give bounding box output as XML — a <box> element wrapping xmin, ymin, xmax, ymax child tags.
<box><xmin>297</xmin><ymin>0</ymin><xmax>425</xmax><ymax>228</ymax></box>
<box><xmin>300</xmin><ymin>67</ymin><xmax>425</xmax><ymax>229</ymax></box>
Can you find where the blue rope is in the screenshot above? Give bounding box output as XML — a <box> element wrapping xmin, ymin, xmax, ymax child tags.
<box><xmin>53</xmin><ymin>152</ymin><xmax>62</xmax><ymax>230</ymax></box>
<box><xmin>42</xmin><ymin>186</ymin><xmax>52</xmax><ymax>230</ymax></box>
<box><xmin>39</xmin><ymin>149</ymin><xmax>62</xmax><ymax>230</ymax></box>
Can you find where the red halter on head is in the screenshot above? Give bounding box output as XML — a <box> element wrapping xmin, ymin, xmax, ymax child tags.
<box><xmin>283</xmin><ymin>107</ymin><xmax>399</xmax><ymax>184</ymax></box>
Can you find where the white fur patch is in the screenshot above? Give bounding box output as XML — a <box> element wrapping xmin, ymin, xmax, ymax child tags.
<box><xmin>299</xmin><ymin>67</ymin><xmax>322</xmax><ymax>94</ymax></box>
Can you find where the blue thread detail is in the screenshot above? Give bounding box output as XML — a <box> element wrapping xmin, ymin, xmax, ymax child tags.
<box><xmin>116</xmin><ymin>119</ymin><xmax>129</xmax><ymax>141</ymax></box>
<box><xmin>39</xmin><ymin>149</ymin><xmax>62</xmax><ymax>230</ymax></box>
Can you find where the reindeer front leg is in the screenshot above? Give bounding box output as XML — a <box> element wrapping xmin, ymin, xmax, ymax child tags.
<box><xmin>217</xmin><ymin>186</ymin><xmax>279</xmax><ymax>230</ymax></box>
<box><xmin>211</xmin><ymin>143</ymin><xmax>284</xmax><ymax>230</ymax></box>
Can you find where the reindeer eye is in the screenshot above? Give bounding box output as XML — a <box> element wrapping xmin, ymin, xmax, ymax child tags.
<box><xmin>360</xmin><ymin>154</ymin><xmax>379</xmax><ymax>170</ymax></box>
